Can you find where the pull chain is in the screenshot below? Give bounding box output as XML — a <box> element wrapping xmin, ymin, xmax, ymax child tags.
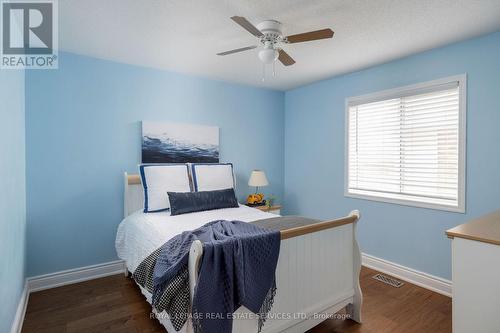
<box><xmin>262</xmin><ymin>61</ymin><xmax>278</xmax><ymax>82</ymax></box>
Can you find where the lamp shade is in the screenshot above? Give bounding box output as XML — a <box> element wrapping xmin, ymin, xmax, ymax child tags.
<box><xmin>258</xmin><ymin>48</ymin><xmax>279</xmax><ymax>64</ymax></box>
<box><xmin>248</xmin><ymin>170</ymin><xmax>269</xmax><ymax>187</ymax></box>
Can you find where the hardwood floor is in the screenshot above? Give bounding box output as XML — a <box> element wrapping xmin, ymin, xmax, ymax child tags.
<box><xmin>308</xmin><ymin>267</ymin><xmax>452</xmax><ymax>333</ymax></box>
<box><xmin>22</xmin><ymin>267</ymin><xmax>451</xmax><ymax>333</ymax></box>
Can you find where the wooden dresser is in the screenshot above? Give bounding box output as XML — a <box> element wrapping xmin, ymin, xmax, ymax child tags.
<box><xmin>446</xmin><ymin>210</ymin><xmax>500</xmax><ymax>333</ymax></box>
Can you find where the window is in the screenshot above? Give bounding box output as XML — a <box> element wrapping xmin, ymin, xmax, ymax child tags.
<box><xmin>345</xmin><ymin>75</ymin><xmax>466</xmax><ymax>212</ymax></box>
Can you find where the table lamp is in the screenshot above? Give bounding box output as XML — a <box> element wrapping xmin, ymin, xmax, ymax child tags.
<box><xmin>247</xmin><ymin>170</ymin><xmax>269</xmax><ymax>206</ymax></box>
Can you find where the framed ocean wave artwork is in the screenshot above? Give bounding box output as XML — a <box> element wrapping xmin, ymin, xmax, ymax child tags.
<box><xmin>142</xmin><ymin>121</ymin><xmax>219</xmax><ymax>163</ymax></box>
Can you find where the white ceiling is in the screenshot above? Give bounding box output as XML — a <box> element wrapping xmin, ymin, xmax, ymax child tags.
<box><xmin>60</xmin><ymin>0</ymin><xmax>500</xmax><ymax>91</ymax></box>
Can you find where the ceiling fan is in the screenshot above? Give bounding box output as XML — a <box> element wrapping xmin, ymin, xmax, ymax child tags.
<box><xmin>217</xmin><ymin>16</ymin><xmax>334</xmax><ymax>68</ymax></box>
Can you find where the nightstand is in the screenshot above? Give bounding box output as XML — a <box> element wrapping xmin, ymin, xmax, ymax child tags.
<box><xmin>253</xmin><ymin>205</ymin><xmax>282</xmax><ymax>215</ymax></box>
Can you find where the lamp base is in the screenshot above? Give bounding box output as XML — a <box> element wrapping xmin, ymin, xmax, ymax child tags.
<box><xmin>247</xmin><ymin>193</ymin><xmax>265</xmax><ymax>205</ymax></box>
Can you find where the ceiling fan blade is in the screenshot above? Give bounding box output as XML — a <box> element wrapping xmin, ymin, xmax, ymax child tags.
<box><xmin>286</xmin><ymin>28</ymin><xmax>334</xmax><ymax>43</ymax></box>
<box><xmin>278</xmin><ymin>49</ymin><xmax>296</xmax><ymax>66</ymax></box>
<box><xmin>231</xmin><ymin>16</ymin><xmax>264</xmax><ymax>37</ymax></box>
<box><xmin>217</xmin><ymin>45</ymin><xmax>258</xmax><ymax>56</ymax></box>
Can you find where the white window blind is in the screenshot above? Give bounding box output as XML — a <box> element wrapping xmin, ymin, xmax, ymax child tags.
<box><xmin>346</xmin><ymin>76</ymin><xmax>465</xmax><ymax>212</ymax></box>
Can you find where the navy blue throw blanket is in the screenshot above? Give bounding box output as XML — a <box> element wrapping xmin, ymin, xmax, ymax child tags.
<box><xmin>152</xmin><ymin>220</ymin><xmax>281</xmax><ymax>333</ymax></box>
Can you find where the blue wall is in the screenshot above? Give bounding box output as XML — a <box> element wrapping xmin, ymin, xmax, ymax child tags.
<box><xmin>26</xmin><ymin>52</ymin><xmax>285</xmax><ymax>276</ymax></box>
<box><xmin>284</xmin><ymin>31</ymin><xmax>500</xmax><ymax>279</ymax></box>
<box><xmin>0</xmin><ymin>70</ymin><xmax>26</xmax><ymax>332</ymax></box>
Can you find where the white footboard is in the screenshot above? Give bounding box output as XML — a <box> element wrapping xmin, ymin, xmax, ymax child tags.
<box><xmin>188</xmin><ymin>211</ymin><xmax>362</xmax><ymax>332</ymax></box>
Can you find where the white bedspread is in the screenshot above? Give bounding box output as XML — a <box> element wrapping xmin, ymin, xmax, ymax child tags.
<box><xmin>115</xmin><ymin>205</ymin><xmax>277</xmax><ymax>333</ymax></box>
<box><xmin>116</xmin><ymin>204</ymin><xmax>277</xmax><ymax>273</ymax></box>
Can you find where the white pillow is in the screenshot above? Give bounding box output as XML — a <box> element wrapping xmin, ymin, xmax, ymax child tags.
<box><xmin>191</xmin><ymin>163</ymin><xmax>235</xmax><ymax>192</ymax></box>
<box><xmin>139</xmin><ymin>164</ymin><xmax>191</xmax><ymax>213</ymax></box>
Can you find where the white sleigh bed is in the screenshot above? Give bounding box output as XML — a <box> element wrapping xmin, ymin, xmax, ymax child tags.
<box><xmin>117</xmin><ymin>173</ymin><xmax>363</xmax><ymax>333</ymax></box>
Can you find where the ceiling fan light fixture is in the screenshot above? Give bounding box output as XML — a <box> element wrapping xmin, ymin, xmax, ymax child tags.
<box><xmin>258</xmin><ymin>48</ymin><xmax>279</xmax><ymax>64</ymax></box>
<box><xmin>218</xmin><ymin>16</ymin><xmax>334</xmax><ymax>72</ymax></box>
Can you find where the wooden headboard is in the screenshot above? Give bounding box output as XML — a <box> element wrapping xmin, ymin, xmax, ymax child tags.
<box><xmin>124</xmin><ymin>173</ymin><xmax>144</xmax><ymax>217</ymax></box>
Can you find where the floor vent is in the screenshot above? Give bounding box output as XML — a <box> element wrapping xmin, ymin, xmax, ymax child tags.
<box><xmin>372</xmin><ymin>273</ymin><xmax>404</xmax><ymax>288</ymax></box>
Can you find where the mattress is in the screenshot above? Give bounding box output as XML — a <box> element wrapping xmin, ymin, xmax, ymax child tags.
<box><xmin>115</xmin><ymin>204</ymin><xmax>278</xmax><ymax>332</ymax></box>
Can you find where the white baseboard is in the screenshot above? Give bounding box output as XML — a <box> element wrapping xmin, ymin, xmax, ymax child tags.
<box><xmin>27</xmin><ymin>260</ymin><xmax>126</xmax><ymax>293</ymax></box>
<box><xmin>362</xmin><ymin>253</ymin><xmax>452</xmax><ymax>297</ymax></box>
<box><xmin>10</xmin><ymin>282</ymin><xmax>29</xmax><ymax>333</ymax></box>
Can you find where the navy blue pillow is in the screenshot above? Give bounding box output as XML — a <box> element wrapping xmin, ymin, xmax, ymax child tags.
<box><xmin>168</xmin><ymin>188</ymin><xmax>239</xmax><ymax>216</ymax></box>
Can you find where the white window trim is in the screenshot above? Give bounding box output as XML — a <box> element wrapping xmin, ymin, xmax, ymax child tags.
<box><xmin>344</xmin><ymin>74</ymin><xmax>467</xmax><ymax>213</ymax></box>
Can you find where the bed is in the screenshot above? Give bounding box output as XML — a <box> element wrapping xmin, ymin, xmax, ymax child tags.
<box><xmin>117</xmin><ymin>172</ymin><xmax>362</xmax><ymax>332</ymax></box>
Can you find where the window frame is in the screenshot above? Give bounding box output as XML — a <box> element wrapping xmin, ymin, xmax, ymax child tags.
<box><xmin>344</xmin><ymin>74</ymin><xmax>467</xmax><ymax>213</ymax></box>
